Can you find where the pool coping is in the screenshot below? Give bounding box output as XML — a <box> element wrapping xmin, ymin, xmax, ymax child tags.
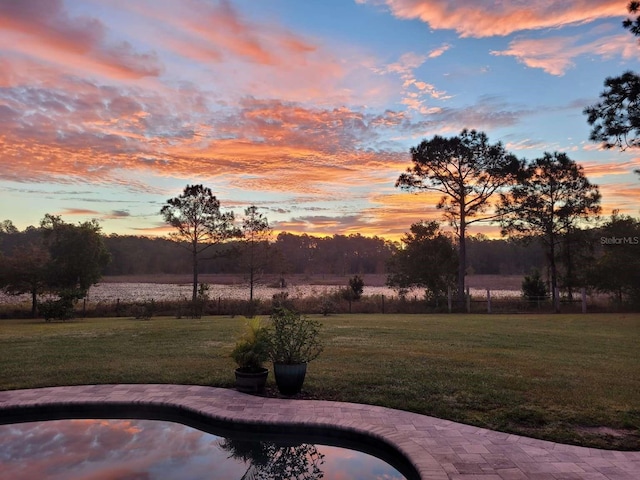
<box><xmin>0</xmin><ymin>384</ymin><xmax>638</xmax><ymax>479</ymax></box>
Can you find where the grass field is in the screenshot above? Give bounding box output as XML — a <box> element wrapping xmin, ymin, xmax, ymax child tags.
<box><xmin>1</xmin><ymin>313</ymin><xmax>638</xmax><ymax>450</ymax></box>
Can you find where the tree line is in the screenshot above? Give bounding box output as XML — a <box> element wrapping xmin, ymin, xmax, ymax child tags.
<box><xmin>0</xmin><ymin>220</ymin><xmax>542</xmax><ymax>281</ymax></box>
<box><xmin>2</xmin><ymin>211</ymin><xmax>638</xmax><ymax>307</ymax></box>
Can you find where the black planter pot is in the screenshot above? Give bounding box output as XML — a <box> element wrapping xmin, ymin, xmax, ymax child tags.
<box><xmin>235</xmin><ymin>367</ymin><xmax>268</xmax><ymax>394</ymax></box>
<box><xmin>273</xmin><ymin>363</ymin><xmax>307</xmax><ymax>396</ymax></box>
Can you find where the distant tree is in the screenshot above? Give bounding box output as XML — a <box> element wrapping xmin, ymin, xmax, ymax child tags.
<box><xmin>386</xmin><ymin>221</ymin><xmax>458</xmax><ymax>301</ymax></box>
<box><xmin>240</xmin><ymin>205</ymin><xmax>272</xmax><ymax>306</ymax></box>
<box><xmin>161</xmin><ymin>184</ymin><xmax>240</xmax><ymax>303</ymax></box>
<box><xmin>588</xmin><ymin>212</ymin><xmax>640</xmax><ymax>305</ymax></box>
<box><xmin>584</xmin><ymin>2</ymin><xmax>640</xmax><ymax>151</ymax></box>
<box><xmin>348</xmin><ymin>275</ymin><xmax>364</xmax><ymax>300</ymax></box>
<box><xmin>396</xmin><ymin>129</ymin><xmax>520</xmax><ymax>307</ymax></box>
<box><xmin>557</xmin><ymin>227</ymin><xmax>596</xmax><ymax>300</ymax></box>
<box><xmin>40</xmin><ymin>214</ymin><xmax>111</xmax><ymax>297</ymax></box>
<box><xmin>0</xmin><ymin>242</ymin><xmax>49</xmax><ymax>317</ymax></box>
<box><xmin>0</xmin><ymin>219</ymin><xmax>18</xmax><ymax>234</ymax></box>
<box><xmin>498</xmin><ymin>153</ymin><xmax>601</xmax><ymax>310</ymax></box>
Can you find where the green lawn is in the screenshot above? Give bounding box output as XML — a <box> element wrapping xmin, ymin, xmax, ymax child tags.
<box><xmin>1</xmin><ymin>313</ymin><xmax>638</xmax><ymax>450</ymax></box>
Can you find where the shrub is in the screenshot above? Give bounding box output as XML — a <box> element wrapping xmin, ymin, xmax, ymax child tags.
<box><xmin>348</xmin><ymin>275</ymin><xmax>364</xmax><ymax>300</ymax></box>
<box><xmin>267</xmin><ymin>308</ymin><xmax>323</xmax><ymax>364</ymax></box>
<box><xmin>522</xmin><ymin>269</ymin><xmax>548</xmax><ymax>302</ymax></box>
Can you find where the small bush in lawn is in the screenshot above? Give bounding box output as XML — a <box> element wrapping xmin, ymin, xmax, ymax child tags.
<box><xmin>39</xmin><ymin>290</ymin><xmax>81</xmax><ymax>322</ymax></box>
<box><xmin>134</xmin><ymin>300</ymin><xmax>156</xmax><ymax>320</ymax></box>
<box><xmin>320</xmin><ymin>296</ymin><xmax>336</xmax><ymax>316</ymax></box>
<box><xmin>522</xmin><ymin>269</ymin><xmax>548</xmax><ymax>302</ymax></box>
<box><xmin>348</xmin><ymin>275</ymin><xmax>364</xmax><ymax>300</ymax></box>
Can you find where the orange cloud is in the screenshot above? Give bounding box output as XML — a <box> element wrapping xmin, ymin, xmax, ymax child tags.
<box><xmin>491</xmin><ymin>33</ymin><xmax>634</xmax><ymax>76</ymax></box>
<box><xmin>582</xmin><ymin>159</ymin><xmax>640</xmax><ymax>178</ymax></box>
<box><xmin>362</xmin><ymin>0</ymin><xmax>625</xmax><ymax>38</ymax></box>
<box><xmin>58</xmin><ymin>208</ymin><xmax>101</xmax><ymax>216</ymax></box>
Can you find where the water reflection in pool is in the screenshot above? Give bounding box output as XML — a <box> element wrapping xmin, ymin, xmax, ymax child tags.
<box><xmin>0</xmin><ymin>418</ymin><xmax>407</xmax><ymax>479</ymax></box>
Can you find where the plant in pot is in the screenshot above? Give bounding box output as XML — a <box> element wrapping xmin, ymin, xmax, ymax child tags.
<box><xmin>267</xmin><ymin>307</ymin><xmax>323</xmax><ymax>396</ymax></box>
<box><xmin>231</xmin><ymin>317</ymin><xmax>270</xmax><ymax>394</ymax></box>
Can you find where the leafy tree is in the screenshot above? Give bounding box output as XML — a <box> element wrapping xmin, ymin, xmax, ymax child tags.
<box><xmin>584</xmin><ymin>2</ymin><xmax>640</xmax><ymax>151</ymax></box>
<box><xmin>386</xmin><ymin>221</ymin><xmax>458</xmax><ymax>301</ymax></box>
<box><xmin>241</xmin><ymin>205</ymin><xmax>271</xmax><ymax>305</ymax></box>
<box><xmin>588</xmin><ymin>212</ymin><xmax>640</xmax><ymax>305</ymax></box>
<box><xmin>498</xmin><ymin>153</ymin><xmax>601</xmax><ymax>309</ymax></box>
<box><xmin>0</xmin><ymin>219</ymin><xmax>17</xmax><ymax>234</ymax></box>
<box><xmin>0</xmin><ymin>242</ymin><xmax>49</xmax><ymax>317</ymax></box>
<box><xmin>396</xmin><ymin>129</ymin><xmax>520</xmax><ymax>306</ymax></box>
<box><xmin>40</xmin><ymin>214</ymin><xmax>111</xmax><ymax>297</ymax></box>
<box><xmin>160</xmin><ymin>184</ymin><xmax>239</xmax><ymax>303</ymax></box>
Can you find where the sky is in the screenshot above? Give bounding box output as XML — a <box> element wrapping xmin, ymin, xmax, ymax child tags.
<box><xmin>1</xmin><ymin>0</ymin><xmax>639</xmax><ymax>241</ymax></box>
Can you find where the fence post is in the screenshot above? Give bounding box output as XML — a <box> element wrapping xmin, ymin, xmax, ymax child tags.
<box><xmin>581</xmin><ymin>288</ymin><xmax>587</xmax><ymax>314</ymax></box>
<box><xmin>554</xmin><ymin>287</ymin><xmax>560</xmax><ymax>313</ymax></box>
<box><xmin>381</xmin><ymin>294</ymin><xmax>385</xmax><ymax>314</ymax></box>
<box><xmin>447</xmin><ymin>287</ymin><xmax>452</xmax><ymax>313</ymax></box>
<box><xmin>487</xmin><ymin>289</ymin><xmax>491</xmax><ymax>314</ymax></box>
<box><xmin>466</xmin><ymin>286</ymin><xmax>471</xmax><ymax>313</ymax></box>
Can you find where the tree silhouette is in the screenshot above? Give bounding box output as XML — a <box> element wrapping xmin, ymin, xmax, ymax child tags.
<box><xmin>584</xmin><ymin>71</ymin><xmax>640</xmax><ymax>150</ymax></box>
<box><xmin>219</xmin><ymin>437</ymin><xmax>325</xmax><ymax>480</ymax></box>
<box><xmin>396</xmin><ymin>129</ymin><xmax>520</xmax><ymax>308</ymax></box>
<box><xmin>386</xmin><ymin>220</ymin><xmax>458</xmax><ymax>301</ymax></box>
<box><xmin>588</xmin><ymin>212</ymin><xmax>640</xmax><ymax>306</ymax></box>
<box><xmin>241</xmin><ymin>205</ymin><xmax>271</xmax><ymax>306</ymax></box>
<box><xmin>498</xmin><ymin>153</ymin><xmax>601</xmax><ymax>310</ymax></box>
<box><xmin>584</xmin><ymin>2</ymin><xmax>640</xmax><ymax>151</ymax></box>
<box><xmin>160</xmin><ymin>185</ymin><xmax>240</xmax><ymax>303</ymax></box>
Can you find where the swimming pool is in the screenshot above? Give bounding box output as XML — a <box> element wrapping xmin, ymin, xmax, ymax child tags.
<box><xmin>0</xmin><ymin>399</ymin><xmax>420</xmax><ymax>480</ymax></box>
<box><xmin>1</xmin><ymin>418</ymin><xmax>409</xmax><ymax>479</ymax></box>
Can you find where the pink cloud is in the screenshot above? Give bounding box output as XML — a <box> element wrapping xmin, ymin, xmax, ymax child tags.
<box><xmin>582</xmin><ymin>159</ymin><xmax>640</xmax><ymax>178</ymax></box>
<box><xmin>491</xmin><ymin>33</ymin><xmax>635</xmax><ymax>76</ymax></box>
<box><xmin>375</xmin><ymin>51</ymin><xmax>450</xmax><ymax>113</ymax></box>
<box><xmin>0</xmin><ymin>0</ymin><xmax>161</xmax><ymax>80</ymax></box>
<box><xmin>361</xmin><ymin>0</ymin><xmax>626</xmax><ymax>38</ymax></box>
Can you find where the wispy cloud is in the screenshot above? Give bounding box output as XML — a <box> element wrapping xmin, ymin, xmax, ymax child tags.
<box><xmin>0</xmin><ymin>0</ymin><xmax>162</xmax><ymax>80</ymax></box>
<box><xmin>375</xmin><ymin>49</ymin><xmax>451</xmax><ymax>114</ymax></box>
<box><xmin>491</xmin><ymin>33</ymin><xmax>635</xmax><ymax>75</ymax></box>
<box><xmin>358</xmin><ymin>0</ymin><xmax>625</xmax><ymax>38</ymax></box>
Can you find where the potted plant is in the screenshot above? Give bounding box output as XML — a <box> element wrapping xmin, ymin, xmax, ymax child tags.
<box><xmin>231</xmin><ymin>317</ymin><xmax>270</xmax><ymax>393</ymax></box>
<box><xmin>267</xmin><ymin>307</ymin><xmax>323</xmax><ymax>396</ymax></box>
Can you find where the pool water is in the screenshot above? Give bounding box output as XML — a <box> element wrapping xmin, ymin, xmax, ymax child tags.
<box><xmin>0</xmin><ymin>418</ymin><xmax>408</xmax><ymax>479</ymax></box>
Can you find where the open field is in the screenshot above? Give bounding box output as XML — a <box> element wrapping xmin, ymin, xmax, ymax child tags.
<box><xmin>1</xmin><ymin>313</ymin><xmax>638</xmax><ymax>450</ymax></box>
<box><xmin>100</xmin><ymin>273</ymin><xmax>525</xmax><ymax>290</ymax></box>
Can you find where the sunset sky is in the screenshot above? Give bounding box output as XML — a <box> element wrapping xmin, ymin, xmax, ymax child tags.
<box><xmin>1</xmin><ymin>0</ymin><xmax>639</xmax><ymax>241</ymax></box>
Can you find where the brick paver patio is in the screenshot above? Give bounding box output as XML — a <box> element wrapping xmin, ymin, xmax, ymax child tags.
<box><xmin>0</xmin><ymin>384</ymin><xmax>638</xmax><ymax>479</ymax></box>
